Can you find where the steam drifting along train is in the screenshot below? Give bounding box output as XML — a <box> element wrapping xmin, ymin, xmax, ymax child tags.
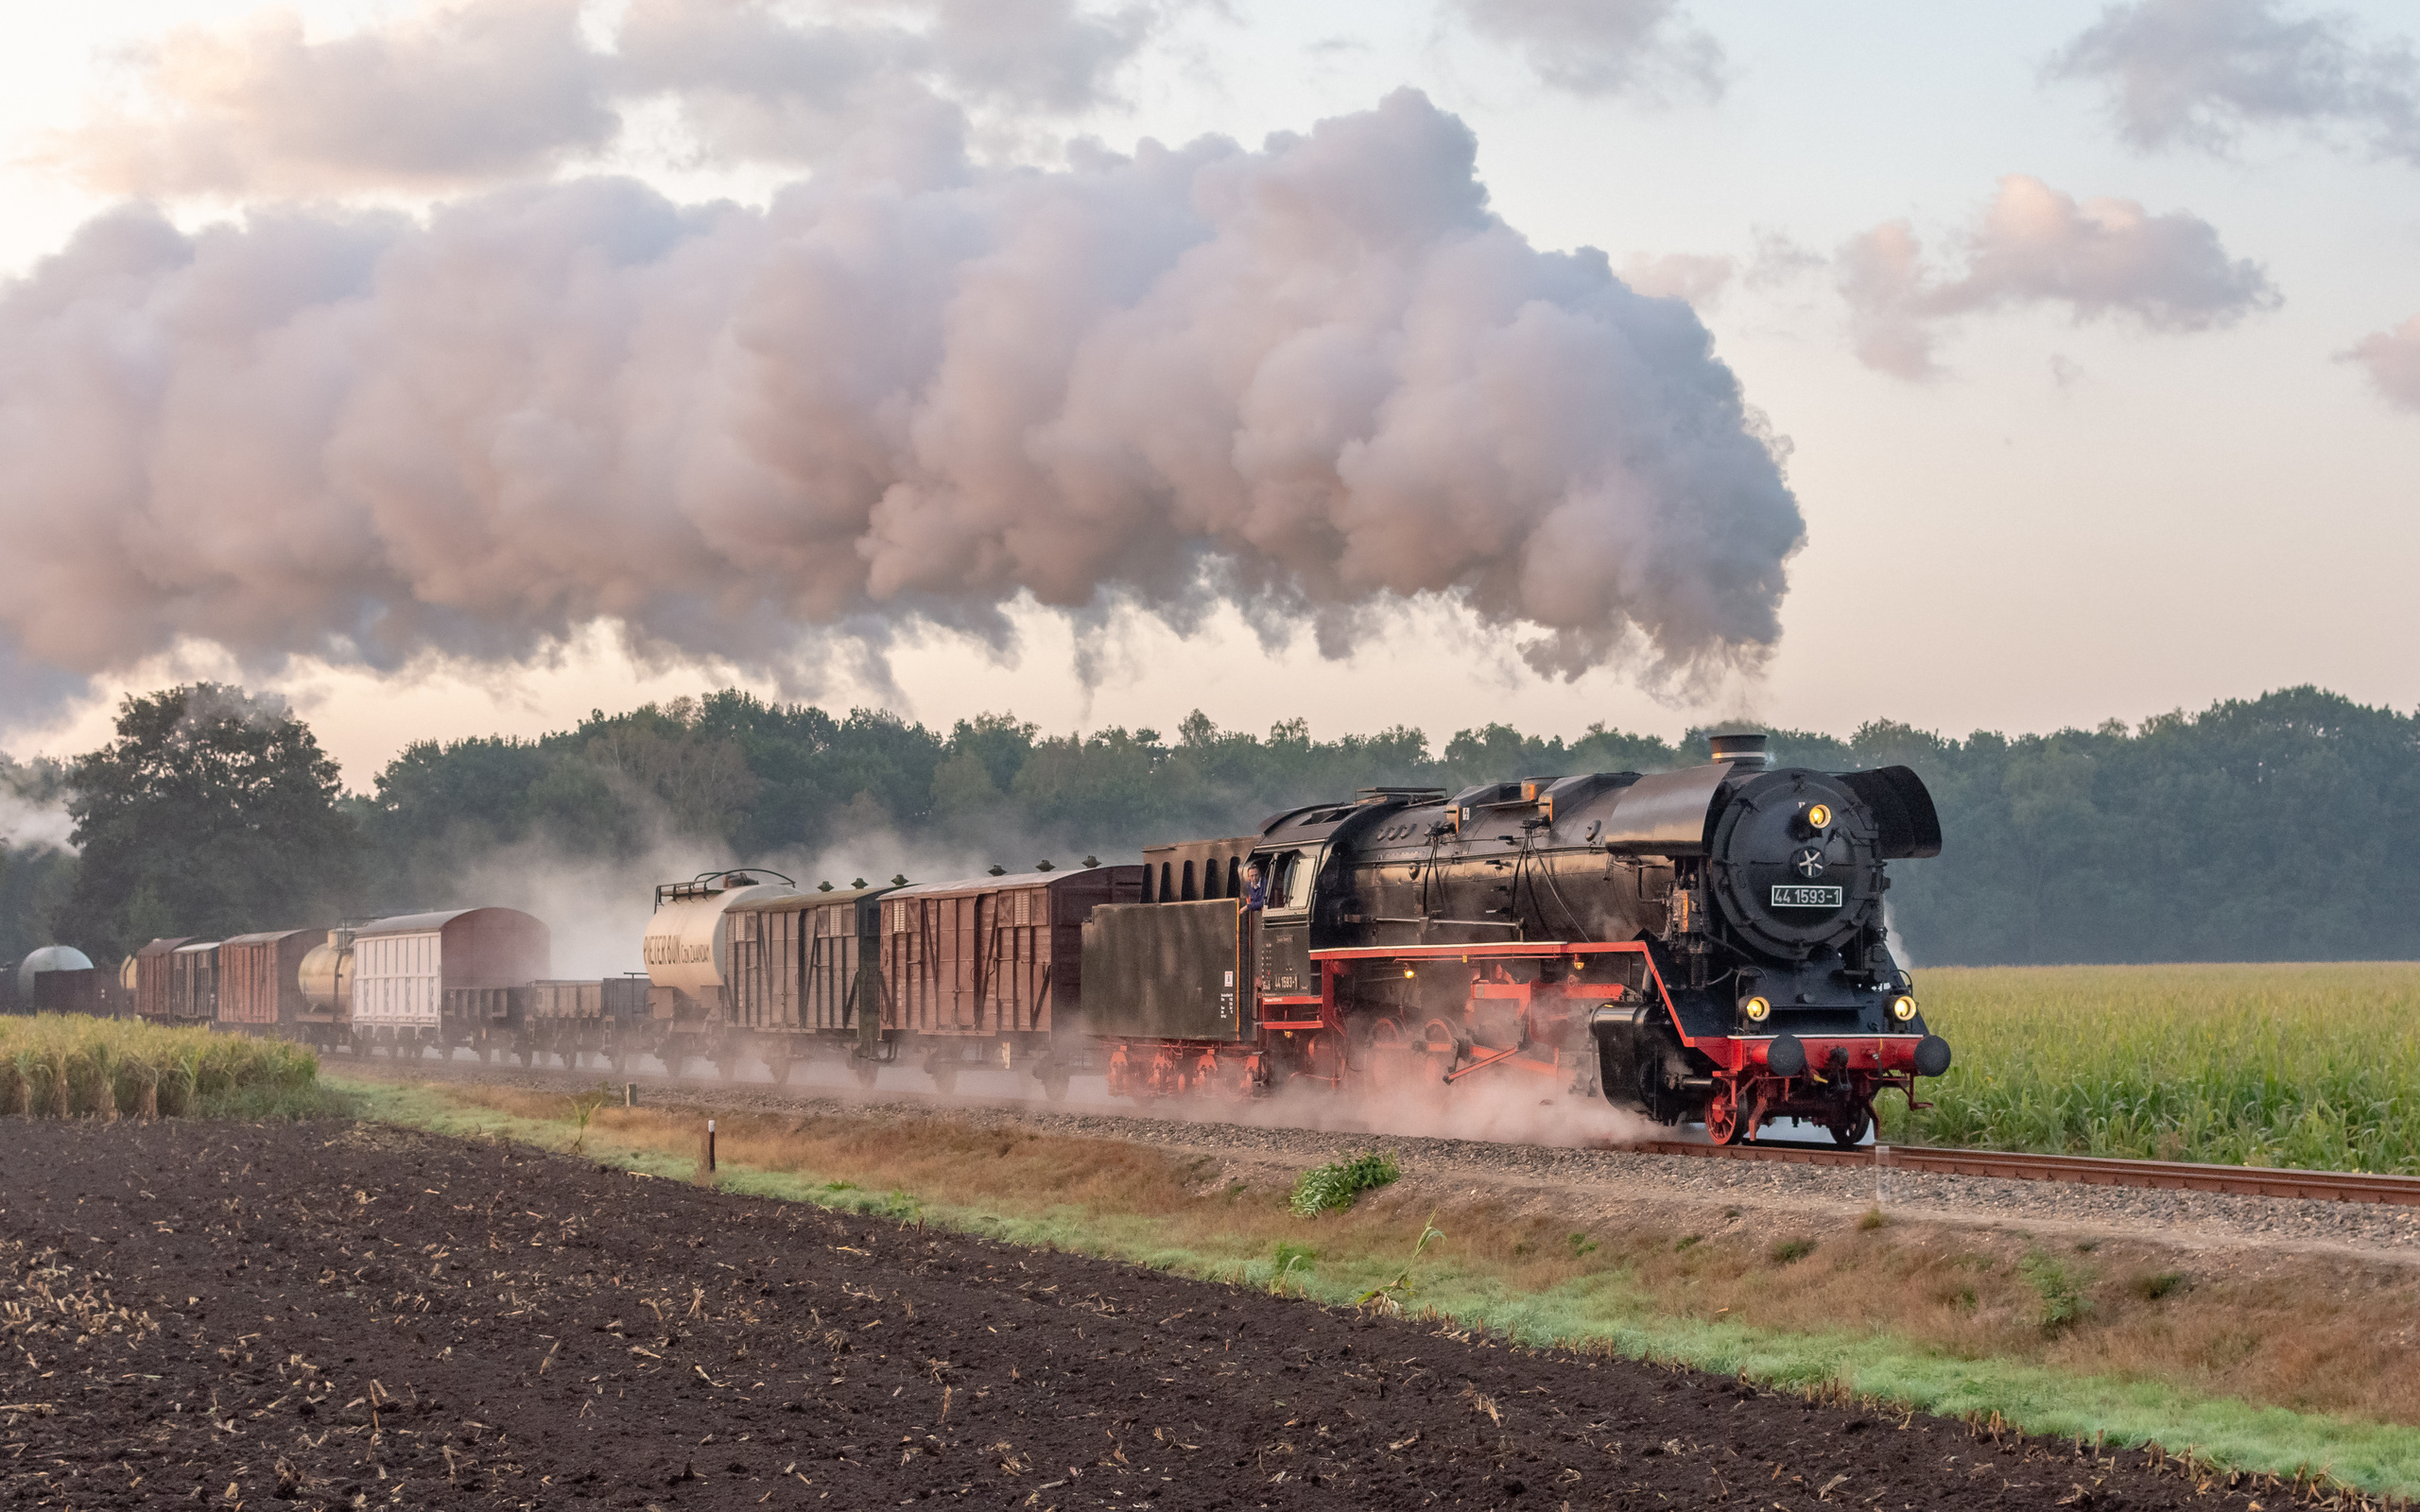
<box><xmin>24</xmin><ymin>733</ymin><xmax>1949</xmax><ymax>1144</ymax></box>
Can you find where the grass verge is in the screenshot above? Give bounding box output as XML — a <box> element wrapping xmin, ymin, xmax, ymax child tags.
<box><xmin>341</xmin><ymin>1074</ymin><xmax>2420</xmax><ymax>1500</ymax></box>
<box><xmin>1</xmin><ymin>1015</ymin><xmax>343</xmax><ymax>1119</ymax></box>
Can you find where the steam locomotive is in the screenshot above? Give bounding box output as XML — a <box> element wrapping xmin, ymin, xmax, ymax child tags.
<box><xmin>36</xmin><ymin>731</ymin><xmax>1947</xmax><ymax>1145</ymax></box>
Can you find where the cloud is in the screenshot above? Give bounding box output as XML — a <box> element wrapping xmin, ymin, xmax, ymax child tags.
<box><xmin>1449</xmin><ymin>0</ymin><xmax>1723</xmax><ymax>100</ymax></box>
<box><xmin>2346</xmin><ymin>315</ymin><xmax>2420</xmax><ymax>411</ymax></box>
<box><xmin>0</xmin><ymin>91</ymin><xmax>1805</xmax><ymax>713</ymax></box>
<box><xmin>1835</xmin><ymin>174</ymin><xmax>2279</xmax><ymax>378</ymax></box>
<box><xmin>38</xmin><ymin>0</ymin><xmax>1174</xmax><ymax>197</ymax></box>
<box><xmin>2048</xmin><ymin>0</ymin><xmax>2420</xmax><ymax>164</ymax></box>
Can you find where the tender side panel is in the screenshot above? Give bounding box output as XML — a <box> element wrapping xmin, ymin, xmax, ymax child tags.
<box><xmin>1080</xmin><ymin>900</ymin><xmax>1246</xmax><ymax>1041</ymax></box>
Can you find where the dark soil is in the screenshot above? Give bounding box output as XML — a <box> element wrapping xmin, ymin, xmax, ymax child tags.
<box><xmin>2</xmin><ymin>1121</ymin><xmax>2263</xmax><ymax>1510</ymax></box>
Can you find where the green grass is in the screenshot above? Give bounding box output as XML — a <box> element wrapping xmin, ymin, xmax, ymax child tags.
<box><xmin>343</xmin><ymin>1074</ymin><xmax>2420</xmax><ymax>1500</ymax></box>
<box><xmin>1881</xmin><ymin>962</ymin><xmax>2420</xmax><ymax>1173</ymax></box>
<box><xmin>0</xmin><ymin>1014</ymin><xmax>341</xmax><ymax>1119</ymax></box>
<box><xmin>1288</xmin><ymin>1150</ymin><xmax>1400</xmax><ymax>1215</ymax></box>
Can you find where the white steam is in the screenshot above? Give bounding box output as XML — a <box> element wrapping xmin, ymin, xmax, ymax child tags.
<box><xmin>0</xmin><ymin>90</ymin><xmax>1803</xmax><ymax>705</ymax></box>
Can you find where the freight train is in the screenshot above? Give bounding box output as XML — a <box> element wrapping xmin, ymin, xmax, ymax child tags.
<box><xmin>10</xmin><ymin>734</ymin><xmax>1950</xmax><ymax>1144</ymax></box>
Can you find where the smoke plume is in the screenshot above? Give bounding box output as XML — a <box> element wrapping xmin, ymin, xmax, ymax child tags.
<box><xmin>0</xmin><ymin>89</ymin><xmax>1803</xmax><ymax>697</ymax></box>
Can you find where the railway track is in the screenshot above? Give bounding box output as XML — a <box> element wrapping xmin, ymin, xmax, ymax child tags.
<box><xmin>336</xmin><ymin>1054</ymin><xmax>2420</xmax><ymax>1211</ymax></box>
<box><xmin>1617</xmin><ymin>1137</ymin><xmax>2420</xmax><ymax>1207</ymax></box>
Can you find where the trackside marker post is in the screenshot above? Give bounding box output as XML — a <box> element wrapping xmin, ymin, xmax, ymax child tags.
<box><xmin>697</xmin><ymin>1119</ymin><xmax>718</xmax><ymax>1184</ymax></box>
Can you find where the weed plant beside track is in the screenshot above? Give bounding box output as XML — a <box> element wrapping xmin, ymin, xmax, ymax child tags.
<box><xmin>1882</xmin><ymin>963</ymin><xmax>2420</xmax><ymax>1173</ymax></box>
<box><xmin>0</xmin><ymin>1014</ymin><xmax>334</xmax><ymax>1119</ymax></box>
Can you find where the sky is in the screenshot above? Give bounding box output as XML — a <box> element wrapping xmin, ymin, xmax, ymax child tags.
<box><xmin>0</xmin><ymin>0</ymin><xmax>2413</xmax><ymax>785</ymax></box>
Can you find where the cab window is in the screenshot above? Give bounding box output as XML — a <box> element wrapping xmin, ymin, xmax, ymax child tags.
<box><xmin>1267</xmin><ymin>850</ymin><xmax>1303</xmax><ymax>910</ymax></box>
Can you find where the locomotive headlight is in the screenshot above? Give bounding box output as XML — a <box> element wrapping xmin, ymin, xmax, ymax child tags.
<box><xmin>1806</xmin><ymin>803</ymin><xmax>1832</xmax><ymax>831</ymax></box>
<box><xmin>1891</xmin><ymin>995</ymin><xmax>1917</xmax><ymax>1022</ymax></box>
<box><xmin>1743</xmin><ymin>996</ymin><xmax>1772</xmax><ymax>1022</ymax></box>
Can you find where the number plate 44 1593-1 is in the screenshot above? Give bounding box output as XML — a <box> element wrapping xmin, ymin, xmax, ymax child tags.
<box><xmin>1771</xmin><ymin>885</ymin><xmax>1844</xmax><ymax>908</ymax></box>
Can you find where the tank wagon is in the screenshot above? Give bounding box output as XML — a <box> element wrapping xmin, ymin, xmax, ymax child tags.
<box><xmin>0</xmin><ymin>946</ymin><xmax>104</xmax><ymax>1016</ymax></box>
<box><xmin>638</xmin><ymin>870</ymin><xmax>802</xmax><ymax>1072</ymax></box>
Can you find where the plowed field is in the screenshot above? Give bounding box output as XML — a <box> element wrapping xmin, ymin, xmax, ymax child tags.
<box><xmin>1</xmin><ymin>1121</ymin><xmax>2256</xmax><ymax>1509</ymax></box>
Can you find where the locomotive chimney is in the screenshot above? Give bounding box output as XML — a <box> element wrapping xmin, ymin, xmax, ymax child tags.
<box><xmin>1709</xmin><ymin>732</ymin><xmax>1770</xmax><ymax>769</ymax></box>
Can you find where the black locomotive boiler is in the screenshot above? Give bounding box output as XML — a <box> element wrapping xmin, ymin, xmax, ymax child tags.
<box><xmin>1082</xmin><ymin>732</ymin><xmax>1949</xmax><ymax>1144</ymax></box>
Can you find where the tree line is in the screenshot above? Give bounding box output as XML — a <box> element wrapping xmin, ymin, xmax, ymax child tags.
<box><xmin>2</xmin><ymin>682</ymin><xmax>2413</xmax><ymax>969</ymax></box>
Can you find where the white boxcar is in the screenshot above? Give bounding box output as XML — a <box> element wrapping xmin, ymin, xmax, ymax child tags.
<box><xmin>350</xmin><ymin>908</ymin><xmax>549</xmax><ymax>1041</ymax></box>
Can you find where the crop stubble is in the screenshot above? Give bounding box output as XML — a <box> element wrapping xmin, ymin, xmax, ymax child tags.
<box><xmin>1</xmin><ymin>1121</ymin><xmax>2263</xmax><ymax>1509</ymax></box>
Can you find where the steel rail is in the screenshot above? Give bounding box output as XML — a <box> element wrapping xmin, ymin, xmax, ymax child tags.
<box><xmin>1614</xmin><ymin>1138</ymin><xmax>2420</xmax><ymax>1206</ymax></box>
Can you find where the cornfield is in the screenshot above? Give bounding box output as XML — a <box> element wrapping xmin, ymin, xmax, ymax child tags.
<box><xmin>0</xmin><ymin>1015</ymin><xmax>322</xmax><ymax>1120</ymax></box>
<box><xmin>1877</xmin><ymin>962</ymin><xmax>2420</xmax><ymax>1174</ymax></box>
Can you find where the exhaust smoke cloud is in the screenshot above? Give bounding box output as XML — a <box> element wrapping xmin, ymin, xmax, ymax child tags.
<box><xmin>0</xmin><ymin>88</ymin><xmax>1803</xmax><ymax>708</ymax></box>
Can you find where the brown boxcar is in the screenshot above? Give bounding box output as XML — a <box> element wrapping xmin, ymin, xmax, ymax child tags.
<box><xmin>729</xmin><ymin>886</ymin><xmax>892</xmax><ymax>1057</ymax></box>
<box><xmin>878</xmin><ymin>868</ymin><xmax>1143</xmax><ymax>1042</ymax></box>
<box><xmin>131</xmin><ymin>937</ymin><xmax>194</xmax><ymax>1022</ymax></box>
<box><xmin>216</xmin><ymin>929</ymin><xmax>318</xmax><ymax>1032</ymax></box>
<box><xmin>170</xmin><ymin>941</ymin><xmax>220</xmax><ymax>1024</ymax></box>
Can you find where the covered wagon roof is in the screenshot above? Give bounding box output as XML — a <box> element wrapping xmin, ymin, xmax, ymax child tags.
<box><xmin>170</xmin><ymin>940</ymin><xmax>221</xmax><ymax>955</ymax></box>
<box><xmin>134</xmin><ymin>937</ymin><xmax>195</xmax><ymax>959</ymax></box>
<box><xmin>221</xmin><ymin>929</ymin><xmax>316</xmax><ymax>947</ymax></box>
<box><xmin>886</xmin><ymin>868</ymin><xmax>1124</xmax><ymax>898</ymax></box>
<box><xmin>354</xmin><ymin>906</ymin><xmax>541</xmax><ymax>938</ymax></box>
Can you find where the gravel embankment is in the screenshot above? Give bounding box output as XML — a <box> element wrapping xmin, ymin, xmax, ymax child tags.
<box><xmin>332</xmin><ymin>1056</ymin><xmax>2420</xmax><ymax>1262</ymax></box>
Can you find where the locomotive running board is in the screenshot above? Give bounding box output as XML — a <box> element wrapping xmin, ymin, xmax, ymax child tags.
<box><xmin>1301</xmin><ymin>939</ymin><xmax>1694</xmax><ymax>1076</ymax></box>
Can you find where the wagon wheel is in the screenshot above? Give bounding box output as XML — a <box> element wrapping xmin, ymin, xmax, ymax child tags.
<box><xmin>928</xmin><ymin>1061</ymin><xmax>958</xmax><ymax>1096</ymax></box>
<box><xmin>851</xmin><ymin>1058</ymin><xmax>881</xmax><ymax>1090</ymax></box>
<box><xmin>1703</xmin><ymin>1085</ymin><xmax>1746</xmax><ymax>1146</ymax></box>
<box><xmin>765</xmin><ymin>1056</ymin><xmax>792</xmax><ymax>1088</ymax></box>
<box><xmin>1040</xmin><ymin>1067</ymin><xmax>1071</xmax><ymax>1103</ymax></box>
<box><xmin>1827</xmin><ymin>1101</ymin><xmax>1874</xmax><ymax>1149</ymax></box>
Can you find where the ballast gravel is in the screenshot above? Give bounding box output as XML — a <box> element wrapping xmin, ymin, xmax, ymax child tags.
<box><xmin>334</xmin><ymin>1057</ymin><xmax>2420</xmax><ymax>1263</ymax></box>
